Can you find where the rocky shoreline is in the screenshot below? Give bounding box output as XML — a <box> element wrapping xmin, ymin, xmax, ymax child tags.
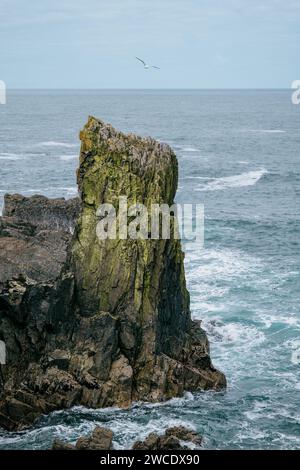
<box><xmin>0</xmin><ymin>117</ymin><xmax>225</xmax><ymax>432</ymax></box>
<box><xmin>52</xmin><ymin>425</ymin><xmax>203</xmax><ymax>451</ymax></box>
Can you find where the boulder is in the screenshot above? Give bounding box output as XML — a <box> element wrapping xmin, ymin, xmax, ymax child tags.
<box><xmin>52</xmin><ymin>426</ymin><xmax>113</xmax><ymax>451</ymax></box>
<box><xmin>132</xmin><ymin>426</ymin><xmax>202</xmax><ymax>450</ymax></box>
<box><xmin>165</xmin><ymin>426</ymin><xmax>203</xmax><ymax>446</ymax></box>
<box><xmin>52</xmin><ymin>439</ymin><xmax>75</xmax><ymax>450</ymax></box>
<box><xmin>75</xmin><ymin>427</ymin><xmax>113</xmax><ymax>450</ymax></box>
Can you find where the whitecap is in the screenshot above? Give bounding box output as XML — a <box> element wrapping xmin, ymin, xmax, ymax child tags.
<box><xmin>259</xmin><ymin>314</ymin><xmax>300</xmax><ymax>330</ymax></box>
<box><xmin>56</xmin><ymin>186</ymin><xmax>78</xmax><ymax>195</ymax></box>
<box><xmin>191</xmin><ymin>302</ymin><xmax>225</xmax><ymax>314</ymax></box>
<box><xmin>283</xmin><ymin>338</ymin><xmax>300</xmax><ymax>365</ymax></box>
<box><xmin>135</xmin><ymin>391</ymin><xmax>195</xmax><ymax>410</ymax></box>
<box><xmin>59</xmin><ymin>155</ymin><xmax>78</xmax><ymax>161</ymax></box>
<box><xmin>0</xmin><ymin>152</ymin><xmax>48</xmax><ymax>160</ymax></box>
<box><xmin>172</xmin><ymin>144</ymin><xmax>200</xmax><ymax>152</ymax></box>
<box><xmin>35</xmin><ymin>141</ymin><xmax>79</xmax><ymax>148</ymax></box>
<box><xmin>3</xmin><ymin>187</ymin><xmax>79</xmax><ymax>198</ymax></box>
<box><xmin>181</xmin><ymin>176</ymin><xmax>213</xmax><ymax>180</ymax></box>
<box><xmin>236</xmin><ymin>427</ymin><xmax>268</xmax><ymax>442</ymax></box>
<box><xmin>244</xmin><ymin>401</ymin><xmax>270</xmax><ymax>421</ymax></box>
<box><xmin>185</xmin><ymin>247</ymin><xmax>261</xmax><ymax>280</ymax></box>
<box><xmin>111</xmin><ymin>417</ymin><xmax>197</xmax><ymax>450</ymax></box>
<box><xmin>0</xmin><ymin>153</ymin><xmax>22</xmax><ymax>160</ymax></box>
<box><xmin>202</xmin><ymin>319</ymin><xmax>265</xmax><ymax>346</ymax></box>
<box><xmin>194</xmin><ymin>169</ymin><xmax>268</xmax><ymax>191</ymax></box>
<box><xmin>181</xmin><ymin>146</ymin><xmax>199</xmax><ymax>152</ymax></box>
<box><xmin>251</xmin><ymin>130</ymin><xmax>286</xmax><ymax>134</ymax></box>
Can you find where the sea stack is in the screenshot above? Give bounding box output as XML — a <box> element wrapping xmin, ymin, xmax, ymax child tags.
<box><xmin>0</xmin><ymin>117</ymin><xmax>225</xmax><ymax>431</ymax></box>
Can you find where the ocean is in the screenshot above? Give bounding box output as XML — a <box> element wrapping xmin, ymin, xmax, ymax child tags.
<box><xmin>0</xmin><ymin>90</ymin><xmax>299</xmax><ymax>449</ymax></box>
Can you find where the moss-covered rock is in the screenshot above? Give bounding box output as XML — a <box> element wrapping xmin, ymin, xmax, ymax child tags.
<box><xmin>71</xmin><ymin>117</ymin><xmax>225</xmax><ymax>402</ymax></box>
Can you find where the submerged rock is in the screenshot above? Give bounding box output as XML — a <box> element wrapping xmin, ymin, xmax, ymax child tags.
<box><xmin>0</xmin><ymin>117</ymin><xmax>225</xmax><ymax>431</ymax></box>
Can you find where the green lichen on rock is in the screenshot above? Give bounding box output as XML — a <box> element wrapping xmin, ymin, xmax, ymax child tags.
<box><xmin>71</xmin><ymin>116</ymin><xmax>226</xmax><ymax>402</ymax></box>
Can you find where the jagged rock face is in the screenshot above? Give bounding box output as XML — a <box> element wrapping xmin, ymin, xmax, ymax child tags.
<box><xmin>0</xmin><ymin>195</ymin><xmax>79</xmax><ymax>430</ymax></box>
<box><xmin>0</xmin><ymin>194</ymin><xmax>80</xmax><ymax>283</ymax></box>
<box><xmin>71</xmin><ymin>117</ymin><xmax>225</xmax><ymax>402</ymax></box>
<box><xmin>3</xmin><ymin>194</ymin><xmax>80</xmax><ymax>234</ymax></box>
<box><xmin>72</xmin><ymin>117</ymin><xmax>192</xmax><ymax>400</ymax></box>
<box><xmin>0</xmin><ymin>117</ymin><xmax>225</xmax><ymax>432</ymax></box>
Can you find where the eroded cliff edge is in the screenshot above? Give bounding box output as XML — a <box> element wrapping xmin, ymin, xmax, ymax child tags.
<box><xmin>0</xmin><ymin>117</ymin><xmax>226</xmax><ymax>431</ymax></box>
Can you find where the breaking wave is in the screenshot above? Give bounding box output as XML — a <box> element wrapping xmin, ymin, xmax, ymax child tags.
<box><xmin>250</xmin><ymin>130</ymin><xmax>286</xmax><ymax>134</ymax></box>
<box><xmin>0</xmin><ymin>153</ymin><xmax>22</xmax><ymax>160</ymax></box>
<box><xmin>36</xmin><ymin>141</ymin><xmax>79</xmax><ymax>148</ymax></box>
<box><xmin>194</xmin><ymin>169</ymin><xmax>268</xmax><ymax>191</ymax></box>
<box><xmin>59</xmin><ymin>154</ymin><xmax>79</xmax><ymax>161</ymax></box>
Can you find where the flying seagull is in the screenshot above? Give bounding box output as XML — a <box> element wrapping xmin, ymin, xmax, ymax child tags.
<box><xmin>136</xmin><ymin>57</ymin><xmax>160</xmax><ymax>69</ymax></box>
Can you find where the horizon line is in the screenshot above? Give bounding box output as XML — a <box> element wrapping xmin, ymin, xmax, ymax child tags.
<box><xmin>5</xmin><ymin>87</ymin><xmax>292</xmax><ymax>91</ymax></box>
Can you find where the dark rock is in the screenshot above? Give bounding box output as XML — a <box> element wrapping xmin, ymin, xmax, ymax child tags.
<box><xmin>0</xmin><ymin>117</ymin><xmax>226</xmax><ymax>431</ymax></box>
<box><xmin>52</xmin><ymin>426</ymin><xmax>113</xmax><ymax>450</ymax></box>
<box><xmin>132</xmin><ymin>426</ymin><xmax>202</xmax><ymax>450</ymax></box>
<box><xmin>75</xmin><ymin>426</ymin><xmax>113</xmax><ymax>450</ymax></box>
<box><xmin>3</xmin><ymin>194</ymin><xmax>80</xmax><ymax>233</ymax></box>
<box><xmin>0</xmin><ymin>194</ymin><xmax>80</xmax><ymax>284</ymax></box>
<box><xmin>132</xmin><ymin>432</ymin><xmax>163</xmax><ymax>450</ymax></box>
<box><xmin>52</xmin><ymin>439</ymin><xmax>75</xmax><ymax>450</ymax></box>
<box><xmin>165</xmin><ymin>426</ymin><xmax>203</xmax><ymax>446</ymax></box>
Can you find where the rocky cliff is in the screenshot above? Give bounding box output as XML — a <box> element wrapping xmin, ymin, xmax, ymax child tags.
<box><xmin>0</xmin><ymin>117</ymin><xmax>225</xmax><ymax>431</ymax></box>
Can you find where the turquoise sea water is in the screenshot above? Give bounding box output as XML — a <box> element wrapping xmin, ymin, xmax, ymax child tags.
<box><xmin>0</xmin><ymin>90</ymin><xmax>299</xmax><ymax>449</ymax></box>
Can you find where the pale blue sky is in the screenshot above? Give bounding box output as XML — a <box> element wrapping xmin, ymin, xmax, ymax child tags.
<box><xmin>1</xmin><ymin>0</ymin><xmax>299</xmax><ymax>88</ymax></box>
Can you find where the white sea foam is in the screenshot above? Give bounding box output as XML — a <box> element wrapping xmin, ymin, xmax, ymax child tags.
<box><xmin>251</xmin><ymin>129</ymin><xmax>286</xmax><ymax>134</ymax></box>
<box><xmin>171</xmin><ymin>144</ymin><xmax>200</xmax><ymax>152</ymax></box>
<box><xmin>111</xmin><ymin>417</ymin><xmax>197</xmax><ymax>450</ymax></box>
<box><xmin>2</xmin><ymin>186</ymin><xmax>79</xmax><ymax>198</ymax></box>
<box><xmin>184</xmin><ymin>246</ymin><xmax>265</xmax><ymax>352</ymax></box>
<box><xmin>244</xmin><ymin>400</ymin><xmax>300</xmax><ymax>426</ymax></box>
<box><xmin>181</xmin><ymin>146</ymin><xmax>199</xmax><ymax>152</ymax></box>
<box><xmin>202</xmin><ymin>319</ymin><xmax>265</xmax><ymax>346</ymax></box>
<box><xmin>143</xmin><ymin>391</ymin><xmax>196</xmax><ymax>409</ymax></box>
<box><xmin>185</xmin><ymin>247</ymin><xmax>261</xmax><ymax>280</ymax></box>
<box><xmin>244</xmin><ymin>401</ymin><xmax>271</xmax><ymax>421</ymax></box>
<box><xmin>59</xmin><ymin>154</ymin><xmax>78</xmax><ymax>161</ymax></box>
<box><xmin>181</xmin><ymin>176</ymin><xmax>213</xmax><ymax>180</ymax></box>
<box><xmin>37</xmin><ymin>403</ymin><xmax>198</xmax><ymax>451</ymax></box>
<box><xmin>194</xmin><ymin>169</ymin><xmax>268</xmax><ymax>191</ymax></box>
<box><xmin>259</xmin><ymin>314</ymin><xmax>300</xmax><ymax>330</ymax></box>
<box><xmin>283</xmin><ymin>338</ymin><xmax>300</xmax><ymax>365</ymax></box>
<box><xmin>0</xmin><ymin>153</ymin><xmax>21</xmax><ymax>160</ymax></box>
<box><xmin>52</xmin><ymin>186</ymin><xmax>78</xmax><ymax>196</ymax></box>
<box><xmin>0</xmin><ymin>152</ymin><xmax>47</xmax><ymax>160</ymax></box>
<box><xmin>36</xmin><ymin>141</ymin><xmax>79</xmax><ymax>148</ymax></box>
<box><xmin>236</xmin><ymin>427</ymin><xmax>268</xmax><ymax>443</ymax></box>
